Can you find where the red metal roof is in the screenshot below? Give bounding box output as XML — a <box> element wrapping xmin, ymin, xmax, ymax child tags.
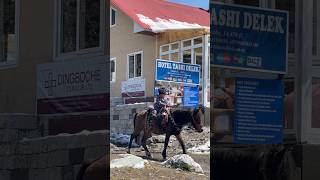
<box><xmin>111</xmin><ymin>0</ymin><xmax>210</xmax><ymax>33</ymax></box>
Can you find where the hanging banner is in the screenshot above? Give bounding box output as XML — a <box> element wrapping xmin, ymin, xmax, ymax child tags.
<box><xmin>234</xmin><ymin>77</ymin><xmax>284</xmax><ymax>144</ymax></box>
<box><xmin>211</xmin><ymin>2</ymin><xmax>288</xmax><ymax>74</ymax></box>
<box><xmin>155</xmin><ymin>59</ymin><xmax>201</xmax><ymax>85</ymax></box>
<box><xmin>37</xmin><ymin>58</ymin><xmax>109</xmax><ymax>114</ymax></box>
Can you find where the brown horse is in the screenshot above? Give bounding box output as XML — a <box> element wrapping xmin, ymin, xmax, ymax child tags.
<box><xmin>127</xmin><ymin>107</ymin><xmax>205</xmax><ymax>160</ymax></box>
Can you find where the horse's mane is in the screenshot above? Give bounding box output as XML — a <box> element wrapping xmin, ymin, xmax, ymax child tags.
<box><xmin>171</xmin><ymin>108</ymin><xmax>196</xmax><ymax>127</ymax></box>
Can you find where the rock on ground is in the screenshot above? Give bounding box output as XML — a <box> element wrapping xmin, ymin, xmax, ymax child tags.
<box><xmin>110</xmin><ymin>154</ymin><xmax>149</xmax><ymax>169</ymax></box>
<box><xmin>187</xmin><ymin>140</ymin><xmax>210</xmax><ymax>154</ymax></box>
<box><xmin>151</xmin><ymin>135</ymin><xmax>166</xmax><ymax>143</ymax></box>
<box><xmin>162</xmin><ymin>154</ymin><xmax>204</xmax><ymax>174</ymax></box>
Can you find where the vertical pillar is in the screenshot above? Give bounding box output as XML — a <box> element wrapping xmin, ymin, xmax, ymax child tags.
<box><xmin>204</xmin><ymin>34</ymin><xmax>209</xmax><ymax>107</ymax></box>
<box><xmin>296</xmin><ymin>0</ymin><xmax>313</xmax><ymax>143</ymax></box>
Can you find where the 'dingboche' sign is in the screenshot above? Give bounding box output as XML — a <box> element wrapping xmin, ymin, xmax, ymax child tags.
<box><xmin>211</xmin><ymin>2</ymin><xmax>288</xmax><ymax>74</ymax></box>
<box><xmin>155</xmin><ymin>59</ymin><xmax>200</xmax><ymax>85</ymax></box>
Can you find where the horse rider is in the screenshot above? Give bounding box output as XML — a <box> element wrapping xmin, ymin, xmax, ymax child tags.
<box><xmin>151</xmin><ymin>87</ymin><xmax>176</xmax><ymax>131</ymax></box>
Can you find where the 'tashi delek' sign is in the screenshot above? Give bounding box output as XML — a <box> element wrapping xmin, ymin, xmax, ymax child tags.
<box><xmin>211</xmin><ymin>2</ymin><xmax>288</xmax><ymax>74</ymax></box>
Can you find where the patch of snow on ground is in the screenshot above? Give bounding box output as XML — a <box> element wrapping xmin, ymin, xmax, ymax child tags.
<box><xmin>188</xmin><ymin>140</ymin><xmax>210</xmax><ymax>154</ymax></box>
<box><xmin>136</xmin><ymin>14</ymin><xmax>209</xmax><ymax>33</ymax></box>
<box><xmin>162</xmin><ymin>154</ymin><xmax>204</xmax><ymax>173</ymax></box>
<box><xmin>111</xmin><ymin>154</ymin><xmax>149</xmax><ymax>169</ymax></box>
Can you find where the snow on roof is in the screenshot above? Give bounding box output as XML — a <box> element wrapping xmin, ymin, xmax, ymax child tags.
<box><xmin>111</xmin><ymin>0</ymin><xmax>210</xmax><ymax>33</ymax></box>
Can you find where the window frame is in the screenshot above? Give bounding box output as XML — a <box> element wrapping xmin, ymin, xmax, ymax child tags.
<box><xmin>110</xmin><ymin>57</ymin><xmax>116</xmax><ymax>83</ymax></box>
<box><xmin>0</xmin><ymin>0</ymin><xmax>20</xmax><ymax>69</ymax></box>
<box><xmin>159</xmin><ymin>36</ymin><xmax>205</xmax><ymax>64</ymax></box>
<box><xmin>110</xmin><ymin>7</ymin><xmax>117</xmax><ymax>27</ymax></box>
<box><xmin>127</xmin><ymin>51</ymin><xmax>143</xmax><ymax>79</ymax></box>
<box><xmin>54</xmin><ymin>0</ymin><xmax>105</xmax><ymax>61</ymax></box>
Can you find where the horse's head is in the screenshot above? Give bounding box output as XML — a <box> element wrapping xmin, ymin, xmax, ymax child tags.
<box><xmin>191</xmin><ymin>106</ymin><xmax>205</xmax><ymax>133</ymax></box>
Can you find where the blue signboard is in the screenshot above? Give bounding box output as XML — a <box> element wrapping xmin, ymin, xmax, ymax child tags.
<box><xmin>155</xmin><ymin>59</ymin><xmax>200</xmax><ymax>85</ymax></box>
<box><xmin>234</xmin><ymin>77</ymin><xmax>284</xmax><ymax>144</ymax></box>
<box><xmin>183</xmin><ymin>86</ymin><xmax>199</xmax><ymax>107</ymax></box>
<box><xmin>211</xmin><ymin>3</ymin><xmax>288</xmax><ymax>74</ymax></box>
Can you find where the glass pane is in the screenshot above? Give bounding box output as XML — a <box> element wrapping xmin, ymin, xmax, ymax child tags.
<box><xmin>135</xmin><ymin>53</ymin><xmax>142</xmax><ymax>77</ymax></box>
<box><xmin>276</xmin><ymin>0</ymin><xmax>295</xmax><ymax>53</ymax></box>
<box><xmin>312</xmin><ymin>77</ymin><xmax>320</xmax><ymax>128</ymax></box>
<box><xmin>194</xmin><ymin>37</ymin><xmax>203</xmax><ymax>45</ymax></box>
<box><xmin>183</xmin><ymin>40</ymin><xmax>191</xmax><ymax>47</ymax></box>
<box><xmin>194</xmin><ymin>47</ymin><xmax>203</xmax><ymax>78</ymax></box>
<box><xmin>233</xmin><ymin>0</ymin><xmax>259</xmax><ymax>6</ymax></box>
<box><xmin>110</xmin><ymin>60</ymin><xmax>115</xmax><ymax>72</ymax></box>
<box><xmin>61</xmin><ymin>0</ymin><xmax>77</xmax><ymax>53</ymax></box>
<box><xmin>111</xmin><ymin>9</ymin><xmax>116</xmax><ymax>25</ymax></box>
<box><xmin>79</xmin><ymin>0</ymin><xmax>100</xmax><ymax>49</ymax></box>
<box><xmin>170</xmin><ymin>43</ymin><xmax>179</xmax><ymax>50</ymax></box>
<box><xmin>1</xmin><ymin>0</ymin><xmax>16</xmax><ymax>62</ymax></box>
<box><xmin>161</xmin><ymin>45</ymin><xmax>169</xmax><ymax>52</ymax></box>
<box><xmin>161</xmin><ymin>54</ymin><xmax>169</xmax><ymax>60</ymax></box>
<box><xmin>313</xmin><ymin>0</ymin><xmax>317</xmax><ymax>56</ymax></box>
<box><xmin>110</xmin><ymin>60</ymin><xmax>115</xmax><ymax>81</ymax></box>
<box><xmin>171</xmin><ymin>52</ymin><xmax>179</xmax><ymax>61</ymax></box>
<box><xmin>128</xmin><ymin>55</ymin><xmax>134</xmax><ymax>78</ymax></box>
<box><xmin>183</xmin><ymin>50</ymin><xmax>191</xmax><ymax>64</ymax></box>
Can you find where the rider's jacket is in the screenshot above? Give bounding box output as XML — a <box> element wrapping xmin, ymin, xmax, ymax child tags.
<box><xmin>154</xmin><ymin>96</ymin><xmax>169</xmax><ymax>114</ymax></box>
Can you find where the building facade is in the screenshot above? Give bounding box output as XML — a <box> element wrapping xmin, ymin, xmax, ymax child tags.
<box><xmin>110</xmin><ymin>0</ymin><xmax>211</xmax><ymax>108</ymax></box>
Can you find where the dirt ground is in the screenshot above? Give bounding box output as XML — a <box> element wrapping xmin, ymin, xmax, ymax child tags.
<box><xmin>110</xmin><ymin>127</ymin><xmax>210</xmax><ymax>180</ymax></box>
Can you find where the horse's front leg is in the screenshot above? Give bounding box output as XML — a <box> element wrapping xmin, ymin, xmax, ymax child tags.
<box><xmin>175</xmin><ymin>133</ymin><xmax>187</xmax><ymax>154</ymax></box>
<box><xmin>162</xmin><ymin>132</ymin><xmax>171</xmax><ymax>160</ymax></box>
<box><xmin>142</xmin><ymin>135</ymin><xmax>152</xmax><ymax>158</ymax></box>
<box><xmin>127</xmin><ymin>134</ymin><xmax>135</xmax><ymax>154</ymax></box>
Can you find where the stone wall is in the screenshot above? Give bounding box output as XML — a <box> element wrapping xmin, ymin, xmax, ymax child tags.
<box><xmin>0</xmin><ymin>114</ymin><xmax>108</xmax><ymax>180</ymax></box>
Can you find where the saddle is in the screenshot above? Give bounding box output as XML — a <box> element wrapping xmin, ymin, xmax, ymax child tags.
<box><xmin>146</xmin><ymin>106</ymin><xmax>169</xmax><ymax>130</ymax></box>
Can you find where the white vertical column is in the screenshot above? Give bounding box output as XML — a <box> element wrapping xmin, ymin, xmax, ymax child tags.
<box><xmin>296</xmin><ymin>0</ymin><xmax>313</xmax><ymax>143</ymax></box>
<box><xmin>204</xmin><ymin>34</ymin><xmax>210</xmax><ymax>107</ymax></box>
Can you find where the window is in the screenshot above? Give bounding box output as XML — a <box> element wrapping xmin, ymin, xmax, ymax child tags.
<box><xmin>127</xmin><ymin>51</ymin><xmax>143</xmax><ymax>79</ymax></box>
<box><xmin>110</xmin><ymin>58</ymin><xmax>116</xmax><ymax>82</ymax></box>
<box><xmin>110</xmin><ymin>7</ymin><xmax>116</xmax><ymax>27</ymax></box>
<box><xmin>0</xmin><ymin>0</ymin><xmax>18</xmax><ymax>67</ymax></box>
<box><xmin>160</xmin><ymin>36</ymin><xmax>205</xmax><ymax>75</ymax></box>
<box><xmin>57</xmin><ymin>0</ymin><xmax>104</xmax><ymax>57</ymax></box>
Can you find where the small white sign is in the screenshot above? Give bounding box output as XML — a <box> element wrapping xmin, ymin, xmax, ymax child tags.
<box><xmin>121</xmin><ymin>78</ymin><xmax>145</xmax><ymax>94</ymax></box>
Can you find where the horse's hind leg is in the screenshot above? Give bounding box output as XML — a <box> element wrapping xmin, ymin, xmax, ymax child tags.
<box><xmin>142</xmin><ymin>135</ymin><xmax>152</xmax><ymax>158</ymax></box>
<box><xmin>175</xmin><ymin>134</ymin><xmax>187</xmax><ymax>154</ymax></box>
<box><xmin>162</xmin><ymin>132</ymin><xmax>171</xmax><ymax>160</ymax></box>
<box><xmin>127</xmin><ymin>134</ymin><xmax>135</xmax><ymax>154</ymax></box>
